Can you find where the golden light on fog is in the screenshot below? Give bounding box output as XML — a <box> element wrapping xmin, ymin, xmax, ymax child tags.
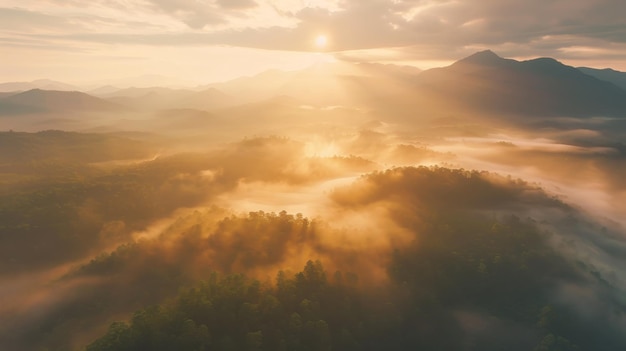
<box><xmin>305</xmin><ymin>141</ymin><xmax>339</xmax><ymax>157</ymax></box>
<box><xmin>315</xmin><ymin>35</ymin><xmax>328</xmax><ymax>49</ymax></box>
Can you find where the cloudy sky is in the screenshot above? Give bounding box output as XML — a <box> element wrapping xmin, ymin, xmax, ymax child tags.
<box><xmin>2</xmin><ymin>0</ymin><xmax>626</xmax><ymax>85</ymax></box>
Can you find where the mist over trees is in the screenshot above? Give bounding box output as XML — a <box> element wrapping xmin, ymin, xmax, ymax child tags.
<box><xmin>86</xmin><ymin>206</ymin><xmax>624</xmax><ymax>351</ymax></box>
<box><xmin>1</xmin><ymin>51</ymin><xmax>626</xmax><ymax>350</ymax></box>
<box><xmin>3</xmin><ymin>157</ymin><xmax>626</xmax><ymax>350</ymax></box>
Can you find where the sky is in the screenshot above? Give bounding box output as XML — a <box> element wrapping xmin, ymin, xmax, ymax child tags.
<box><xmin>2</xmin><ymin>0</ymin><xmax>626</xmax><ymax>86</ymax></box>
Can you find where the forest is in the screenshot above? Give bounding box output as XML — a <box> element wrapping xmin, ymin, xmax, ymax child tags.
<box><xmin>1</xmin><ymin>130</ymin><xmax>626</xmax><ymax>350</ymax></box>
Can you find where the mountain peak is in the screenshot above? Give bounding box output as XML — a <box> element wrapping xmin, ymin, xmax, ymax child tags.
<box><xmin>456</xmin><ymin>50</ymin><xmax>506</xmax><ymax>66</ymax></box>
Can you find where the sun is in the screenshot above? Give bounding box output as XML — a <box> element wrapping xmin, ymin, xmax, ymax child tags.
<box><xmin>315</xmin><ymin>35</ymin><xmax>328</xmax><ymax>49</ymax></box>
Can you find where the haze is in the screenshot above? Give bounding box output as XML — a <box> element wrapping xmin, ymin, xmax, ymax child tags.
<box><xmin>1</xmin><ymin>1</ymin><xmax>626</xmax><ymax>351</ymax></box>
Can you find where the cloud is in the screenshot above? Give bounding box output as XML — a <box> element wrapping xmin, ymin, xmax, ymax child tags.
<box><xmin>150</xmin><ymin>0</ymin><xmax>624</xmax><ymax>55</ymax></box>
<box><xmin>6</xmin><ymin>0</ymin><xmax>626</xmax><ymax>48</ymax></box>
<box><xmin>3</xmin><ymin>0</ymin><xmax>626</xmax><ymax>79</ymax></box>
<box><xmin>0</xmin><ymin>7</ymin><xmax>73</xmax><ymax>32</ymax></box>
<box><xmin>216</xmin><ymin>0</ymin><xmax>257</xmax><ymax>9</ymax></box>
<box><xmin>144</xmin><ymin>0</ymin><xmax>227</xmax><ymax>29</ymax></box>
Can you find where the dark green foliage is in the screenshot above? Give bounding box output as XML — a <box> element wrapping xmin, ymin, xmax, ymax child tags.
<box><xmin>87</xmin><ymin>261</ymin><xmax>365</xmax><ymax>351</ymax></box>
<box><xmin>0</xmin><ymin>130</ymin><xmax>153</xmax><ymax>171</ymax></box>
<box><xmin>4</xmin><ymin>211</ymin><xmax>322</xmax><ymax>351</ymax></box>
<box><xmin>76</xmin><ymin>210</ymin><xmax>317</xmax><ymax>278</ymax></box>
<box><xmin>3</xmin><ymin>161</ymin><xmax>625</xmax><ymax>351</ymax></box>
<box><xmin>0</xmin><ymin>134</ymin><xmax>376</xmax><ymax>274</ymax></box>
<box><xmin>388</xmin><ymin>213</ymin><xmax>580</xmax><ymax>350</ymax></box>
<box><xmin>0</xmin><ymin>152</ymin><xmax>217</xmax><ymax>273</ymax></box>
<box><xmin>390</xmin><ymin>214</ymin><xmax>573</xmax><ymax>312</ymax></box>
<box><xmin>332</xmin><ymin>166</ymin><xmax>566</xmax><ymax>212</ymax></box>
<box><xmin>85</xmin><ymin>171</ymin><xmax>626</xmax><ymax>351</ymax></box>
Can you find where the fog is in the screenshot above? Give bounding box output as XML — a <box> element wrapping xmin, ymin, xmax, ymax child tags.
<box><xmin>1</xmin><ymin>59</ymin><xmax>626</xmax><ymax>350</ymax></box>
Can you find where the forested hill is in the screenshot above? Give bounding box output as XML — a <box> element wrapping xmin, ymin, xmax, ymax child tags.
<box><xmin>81</xmin><ymin>167</ymin><xmax>626</xmax><ymax>351</ymax></box>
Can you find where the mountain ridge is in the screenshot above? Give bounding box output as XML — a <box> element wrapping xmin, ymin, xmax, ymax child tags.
<box><xmin>417</xmin><ymin>50</ymin><xmax>626</xmax><ymax>117</ymax></box>
<box><xmin>1</xmin><ymin>52</ymin><xmax>625</xmax><ymax>119</ymax></box>
<box><xmin>0</xmin><ymin>79</ymin><xmax>79</xmax><ymax>93</ymax></box>
<box><xmin>578</xmin><ymin>67</ymin><xmax>626</xmax><ymax>91</ymax></box>
<box><xmin>0</xmin><ymin>89</ymin><xmax>126</xmax><ymax>115</ymax></box>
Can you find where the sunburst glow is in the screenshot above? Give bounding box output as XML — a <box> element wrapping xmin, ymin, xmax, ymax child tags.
<box><xmin>2</xmin><ymin>1</ymin><xmax>626</xmax><ymax>350</ymax></box>
<box><xmin>315</xmin><ymin>35</ymin><xmax>328</xmax><ymax>49</ymax></box>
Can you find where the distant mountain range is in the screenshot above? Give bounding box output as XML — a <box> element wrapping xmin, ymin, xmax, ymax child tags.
<box><xmin>100</xmin><ymin>87</ymin><xmax>235</xmax><ymax>111</ymax></box>
<box><xmin>415</xmin><ymin>50</ymin><xmax>626</xmax><ymax>117</ymax></box>
<box><xmin>0</xmin><ymin>89</ymin><xmax>124</xmax><ymax>115</ymax></box>
<box><xmin>1</xmin><ymin>51</ymin><xmax>625</xmax><ymax>119</ymax></box>
<box><xmin>200</xmin><ymin>62</ymin><xmax>364</xmax><ymax>106</ymax></box>
<box><xmin>0</xmin><ymin>79</ymin><xmax>78</xmax><ymax>92</ymax></box>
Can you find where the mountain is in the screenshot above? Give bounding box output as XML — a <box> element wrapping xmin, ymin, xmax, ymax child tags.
<box><xmin>203</xmin><ymin>61</ymin><xmax>366</xmax><ymax>105</ymax></box>
<box><xmin>88</xmin><ymin>85</ymin><xmax>121</xmax><ymax>96</ymax></box>
<box><xmin>353</xmin><ymin>62</ymin><xmax>422</xmax><ymax>78</ymax></box>
<box><xmin>85</xmin><ymin>74</ymin><xmax>198</xmax><ymax>90</ymax></box>
<box><xmin>177</xmin><ymin>88</ymin><xmax>236</xmax><ymax>110</ymax></box>
<box><xmin>100</xmin><ymin>86</ymin><xmax>192</xmax><ymax>99</ymax></box>
<box><xmin>4</xmin><ymin>53</ymin><xmax>624</xmax><ymax>120</ymax></box>
<box><xmin>578</xmin><ymin>67</ymin><xmax>626</xmax><ymax>91</ymax></box>
<box><xmin>198</xmin><ymin>53</ymin><xmax>626</xmax><ymax>122</ymax></box>
<box><xmin>200</xmin><ymin>69</ymin><xmax>297</xmax><ymax>103</ymax></box>
<box><xmin>416</xmin><ymin>50</ymin><xmax>626</xmax><ymax>117</ymax></box>
<box><xmin>101</xmin><ymin>86</ymin><xmax>235</xmax><ymax>111</ymax></box>
<box><xmin>454</xmin><ymin>49</ymin><xmax>517</xmax><ymax>68</ymax></box>
<box><xmin>0</xmin><ymin>92</ymin><xmax>17</xmax><ymax>99</ymax></box>
<box><xmin>0</xmin><ymin>79</ymin><xmax>78</xmax><ymax>92</ymax></box>
<box><xmin>0</xmin><ymin>89</ymin><xmax>125</xmax><ymax>115</ymax></box>
<box><xmin>202</xmin><ymin>61</ymin><xmax>421</xmax><ymax>107</ymax></box>
<box><xmin>103</xmin><ymin>87</ymin><xmax>194</xmax><ymax>110</ymax></box>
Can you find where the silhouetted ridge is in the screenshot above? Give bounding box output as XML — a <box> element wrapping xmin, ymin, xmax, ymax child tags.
<box><xmin>454</xmin><ymin>50</ymin><xmax>508</xmax><ymax>66</ymax></box>
<box><xmin>417</xmin><ymin>50</ymin><xmax>626</xmax><ymax>117</ymax></box>
<box><xmin>521</xmin><ymin>57</ymin><xmax>580</xmax><ymax>77</ymax></box>
<box><xmin>578</xmin><ymin>67</ymin><xmax>626</xmax><ymax>91</ymax></box>
<box><xmin>0</xmin><ymin>79</ymin><xmax>78</xmax><ymax>92</ymax></box>
<box><xmin>0</xmin><ymin>89</ymin><xmax>124</xmax><ymax>114</ymax></box>
<box><xmin>524</xmin><ymin>57</ymin><xmax>562</xmax><ymax>66</ymax></box>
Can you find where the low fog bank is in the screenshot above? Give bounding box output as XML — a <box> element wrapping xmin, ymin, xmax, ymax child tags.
<box><xmin>3</xmin><ymin>157</ymin><xmax>626</xmax><ymax>349</ymax></box>
<box><xmin>2</xmin><ymin>71</ymin><xmax>626</xmax><ymax>349</ymax></box>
